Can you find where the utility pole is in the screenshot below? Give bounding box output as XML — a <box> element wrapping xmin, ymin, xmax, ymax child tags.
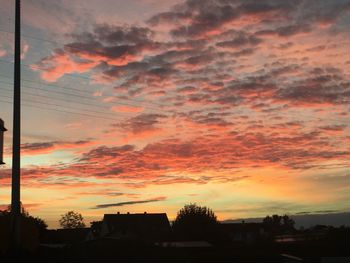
<box><xmin>11</xmin><ymin>0</ymin><xmax>21</xmax><ymax>251</ymax></box>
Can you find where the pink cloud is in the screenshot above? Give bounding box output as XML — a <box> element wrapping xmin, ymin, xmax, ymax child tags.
<box><xmin>111</xmin><ymin>105</ymin><xmax>144</xmax><ymax>113</ymax></box>
<box><xmin>20</xmin><ymin>140</ymin><xmax>95</xmax><ymax>156</ymax></box>
<box><xmin>0</xmin><ymin>49</ymin><xmax>6</xmax><ymax>57</ymax></box>
<box><xmin>32</xmin><ymin>52</ymin><xmax>99</xmax><ymax>82</ymax></box>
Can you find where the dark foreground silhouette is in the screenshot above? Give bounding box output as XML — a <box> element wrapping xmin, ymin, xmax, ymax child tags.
<box><xmin>1</xmin><ymin>204</ymin><xmax>350</xmax><ymax>262</ymax></box>
<box><xmin>2</xmin><ymin>234</ymin><xmax>350</xmax><ymax>263</ymax></box>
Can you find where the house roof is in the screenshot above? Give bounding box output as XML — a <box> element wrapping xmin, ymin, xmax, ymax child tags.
<box><xmin>103</xmin><ymin>213</ymin><xmax>170</xmax><ymax>232</ymax></box>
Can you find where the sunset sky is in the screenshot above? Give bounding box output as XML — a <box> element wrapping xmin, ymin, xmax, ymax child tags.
<box><xmin>0</xmin><ymin>0</ymin><xmax>350</xmax><ymax>228</ymax></box>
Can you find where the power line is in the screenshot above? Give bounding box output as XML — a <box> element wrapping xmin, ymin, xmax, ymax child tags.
<box><xmin>0</xmin><ymin>72</ymin><xmax>95</xmax><ymax>94</ymax></box>
<box><xmin>0</xmin><ymin>99</ymin><xmax>122</xmax><ymax>122</ymax></box>
<box><xmin>0</xmin><ymin>78</ymin><xmax>104</xmax><ymax>102</ymax></box>
<box><xmin>0</xmin><ymin>64</ymin><xmax>175</xmax><ymax>112</ymax></box>
<box><xmin>1</xmin><ymin>89</ymin><xmax>347</xmax><ymax>125</ymax></box>
<box><xmin>0</xmin><ymin>86</ymin><xmax>112</xmax><ymax>111</ymax></box>
<box><xmin>0</xmin><ymin>79</ymin><xmax>171</xmax><ymax>113</ymax></box>
<box><xmin>0</xmin><ymin>76</ymin><xmax>175</xmax><ymax>112</ymax></box>
<box><xmin>0</xmin><ymin>58</ymin><xmax>95</xmax><ymax>83</ymax></box>
<box><xmin>0</xmin><ymin>87</ymin><xmax>173</xmax><ymax>121</ymax></box>
<box><xmin>0</xmin><ymin>91</ymin><xmax>120</xmax><ymax>117</ymax></box>
<box><xmin>0</xmin><ymin>81</ymin><xmax>348</xmax><ymax>124</ymax></box>
<box><xmin>0</xmin><ymin>72</ymin><xmax>175</xmax><ymax>111</ymax></box>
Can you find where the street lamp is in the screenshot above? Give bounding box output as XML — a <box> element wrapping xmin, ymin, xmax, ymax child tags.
<box><xmin>0</xmin><ymin>118</ymin><xmax>7</xmax><ymax>165</ymax></box>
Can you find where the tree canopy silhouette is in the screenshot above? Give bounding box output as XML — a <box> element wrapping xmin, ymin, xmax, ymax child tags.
<box><xmin>59</xmin><ymin>211</ymin><xmax>86</xmax><ymax>229</ymax></box>
<box><xmin>0</xmin><ymin>204</ymin><xmax>47</xmax><ymax>253</ymax></box>
<box><xmin>263</xmin><ymin>214</ymin><xmax>295</xmax><ymax>234</ymax></box>
<box><xmin>5</xmin><ymin>203</ymin><xmax>48</xmax><ymax>235</ymax></box>
<box><xmin>172</xmin><ymin>203</ymin><xmax>220</xmax><ymax>241</ymax></box>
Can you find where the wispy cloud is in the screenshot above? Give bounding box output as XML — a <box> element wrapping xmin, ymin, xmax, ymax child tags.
<box><xmin>93</xmin><ymin>197</ymin><xmax>167</xmax><ymax>209</ymax></box>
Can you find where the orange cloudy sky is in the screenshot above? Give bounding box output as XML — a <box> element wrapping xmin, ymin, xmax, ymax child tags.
<box><xmin>0</xmin><ymin>0</ymin><xmax>350</xmax><ymax>228</ymax></box>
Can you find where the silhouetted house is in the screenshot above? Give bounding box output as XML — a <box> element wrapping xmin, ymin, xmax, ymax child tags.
<box><xmin>41</xmin><ymin>228</ymin><xmax>90</xmax><ymax>247</ymax></box>
<box><xmin>92</xmin><ymin>212</ymin><xmax>171</xmax><ymax>242</ymax></box>
<box><xmin>221</xmin><ymin>222</ymin><xmax>266</xmax><ymax>244</ymax></box>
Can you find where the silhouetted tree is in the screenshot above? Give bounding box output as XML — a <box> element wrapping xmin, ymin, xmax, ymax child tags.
<box><xmin>59</xmin><ymin>211</ymin><xmax>86</xmax><ymax>229</ymax></box>
<box><xmin>0</xmin><ymin>205</ymin><xmax>47</xmax><ymax>254</ymax></box>
<box><xmin>263</xmin><ymin>214</ymin><xmax>295</xmax><ymax>234</ymax></box>
<box><xmin>4</xmin><ymin>203</ymin><xmax>48</xmax><ymax>235</ymax></box>
<box><xmin>90</xmin><ymin>221</ymin><xmax>103</xmax><ymax>238</ymax></box>
<box><xmin>30</xmin><ymin>216</ymin><xmax>48</xmax><ymax>236</ymax></box>
<box><xmin>172</xmin><ymin>203</ymin><xmax>220</xmax><ymax>242</ymax></box>
<box><xmin>6</xmin><ymin>203</ymin><xmax>29</xmax><ymax>216</ymax></box>
<box><xmin>282</xmin><ymin>214</ymin><xmax>295</xmax><ymax>230</ymax></box>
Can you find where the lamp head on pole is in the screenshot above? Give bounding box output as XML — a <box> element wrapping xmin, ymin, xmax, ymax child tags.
<box><xmin>0</xmin><ymin>118</ymin><xmax>7</xmax><ymax>165</ymax></box>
